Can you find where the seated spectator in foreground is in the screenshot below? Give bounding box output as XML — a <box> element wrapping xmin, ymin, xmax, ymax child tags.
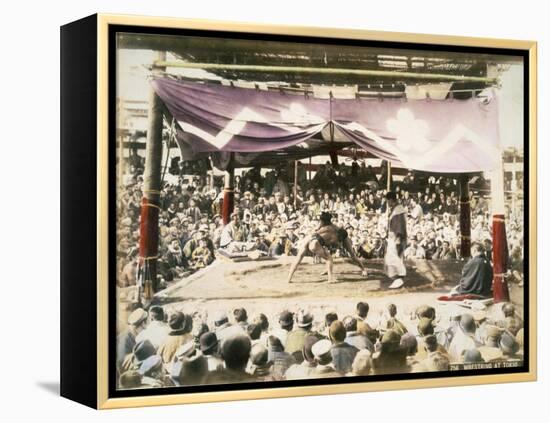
<box><xmin>199</xmin><ymin>332</ymin><xmax>224</xmax><ymax>372</ymax></box>
<box><xmin>234</xmin><ymin>308</ymin><xmax>249</xmax><ymax>331</ymax></box>
<box><xmin>346</xmin><ymin>349</ymin><xmax>373</xmax><ymax>376</ymax></box>
<box><xmin>502</xmin><ymin>303</ymin><xmax>523</xmax><ymax>336</ymax></box>
<box><xmin>372</xmin><ymin>330</ymin><xmax>409</xmax><ymax>375</ymax></box>
<box><xmin>400</xmin><ymin>333</ymin><xmax>420</xmax><ymax>368</ymax></box>
<box><xmin>285</xmin><ymin>310</ymin><xmax>314</xmax><ymax>359</ymax></box>
<box><xmin>343</xmin><ymin>316</ymin><xmax>374</xmax><ymax>353</ymax></box>
<box><xmin>285</xmin><ymin>335</ymin><xmax>321</xmax><ymax>380</ymax></box>
<box><xmin>448</xmin><ymin>314</ymin><xmax>480</xmax><ymax>362</ymax></box>
<box><xmin>120</xmin><ymin>339</ymin><xmax>157</xmax><ymax>373</ymax></box>
<box><xmin>414</xmin><ymin>335</ymin><xmax>450</xmax><ymax>372</ymax></box>
<box><xmin>415</xmin><ymin>318</ymin><xmax>449</xmax><ymax>360</ymax></box>
<box><xmin>269</xmin><ymin>310</ymin><xmax>294</xmax><ymax>348</ymax></box>
<box><xmin>177</xmin><ymin>352</ymin><xmax>208</xmax><ymax>386</ymax></box>
<box><xmin>117</xmin><ymin>308</ymin><xmax>148</xmax><ymax>369</ymax></box>
<box><xmin>206</xmin><ymin>334</ymin><xmax>256</xmax><ymax>384</ymax></box>
<box><xmin>311</xmin><ymin>339</ymin><xmax>341</xmax><ymax>379</ymax></box>
<box><xmin>135</xmin><ymin>306</ymin><xmax>170</xmax><ymax>349</ymax></box>
<box><xmin>329</xmin><ymin>320</ymin><xmax>359</xmax><ymax>374</ymax></box>
<box><xmin>450</xmin><ymin>242</ymin><xmax>493</xmax><ymax>297</ymax></box>
<box><xmin>158</xmin><ymin>312</ymin><xmax>193</xmax><ymax>365</ymax></box>
<box><xmin>267</xmin><ymin>335</ymin><xmax>296</xmax><ymax>380</ymax></box>
<box><xmin>214</xmin><ymin>310</ymin><xmax>243</xmax><ymax>343</ymax></box>
<box><xmin>247</xmin><ymin>344</ymin><xmax>272</xmax><ymax>381</ymax></box>
<box><xmin>385</xmin><ymin>304</ymin><xmax>408</xmax><ymax>336</ymax></box>
<box><xmin>463</xmin><ymin>348</ymin><xmax>484</xmax><ymax>365</ymax></box>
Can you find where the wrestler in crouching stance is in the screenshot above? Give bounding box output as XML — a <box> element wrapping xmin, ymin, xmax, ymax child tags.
<box><xmin>286</xmin><ymin>212</ymin><xmax>367</xmax><ymax>284</ymax></box>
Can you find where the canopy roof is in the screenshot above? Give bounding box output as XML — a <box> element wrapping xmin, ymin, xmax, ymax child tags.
<box><xmin>152</xmin><ymin>77</ymin><xmax>501</xmax><ymax>173</ymax></box>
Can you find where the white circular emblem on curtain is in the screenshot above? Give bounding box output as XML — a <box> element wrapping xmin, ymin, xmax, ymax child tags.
<box><xmin>386</xmin><ymin>108</ymin><xmax>430</xmax><ymax>153</ymax></box>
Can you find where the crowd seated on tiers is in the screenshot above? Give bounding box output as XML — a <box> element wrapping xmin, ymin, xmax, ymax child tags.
<box><xmin>117</xmin><ymin>158</ymin><xmax>524</xmax><ymax>290</ymax></box>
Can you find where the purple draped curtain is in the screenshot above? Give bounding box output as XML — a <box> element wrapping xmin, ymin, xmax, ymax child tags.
<box><xmin>152</xmin><ymin>77</ymin><xmax>501</xmax><ymax>173</ymax></box>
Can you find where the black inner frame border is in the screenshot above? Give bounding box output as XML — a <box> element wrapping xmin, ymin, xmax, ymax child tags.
<box><xmin>107</xmin><ymin>23</ymin><xmax>531</xmax><ymax>399</ymax></box>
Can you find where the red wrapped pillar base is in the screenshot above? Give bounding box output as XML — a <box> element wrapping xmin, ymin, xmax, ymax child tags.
<box><xmin>139</xmin><ymin>197</ymin><xmax>159</xmax><ymax>298</ymax></box>
<box><xmin>222</xmin><ymin>188</ymin><xmax>234</xmax><ymax>225</ymax></box>
<box><xmin>492</xmin><ymin>214</ymin><xmax>510</xmax><ymax>303</ymax></box>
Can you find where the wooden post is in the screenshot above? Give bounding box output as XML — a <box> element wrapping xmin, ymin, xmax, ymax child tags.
<box><xmin>222</xmin><ymin>154</ymin><xmax>235</xmax><ymax>225</ymax></box>
<box><xmin>138</xmin><ymin>51</ymin><xmax>166</xmax><ymax>298</ymax></box>
<box><xmin>459</xmin><ymin>174</ymin><xmax>471</xmax><ymax>258</ymax></box>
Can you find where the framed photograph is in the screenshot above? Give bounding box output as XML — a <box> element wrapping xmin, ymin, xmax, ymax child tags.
<box><xmin>60</xmin><ymin>14</ymin><xmax>537</xmax><ymax>409</ymax></box>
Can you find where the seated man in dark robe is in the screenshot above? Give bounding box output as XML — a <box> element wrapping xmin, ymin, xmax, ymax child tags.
<box><xmin>450</xmin><ymin>242</ymin><xmax>493</xmax><ymax>297</ymax></box>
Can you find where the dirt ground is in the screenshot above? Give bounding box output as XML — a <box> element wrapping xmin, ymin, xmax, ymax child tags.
<box><xmin>115</xmin><ymin>257</ymin><xmax>525</xmax><ymax>334</ymax></box>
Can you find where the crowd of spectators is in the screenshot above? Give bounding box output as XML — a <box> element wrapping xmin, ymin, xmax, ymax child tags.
<box><xmin>117</xmin><ymin>300</ymin><xmax>525</xmax><ymax>389</ymax></box>
<box><xmin>117</xmin><ymin>159</ymin><xmax>525</xmax><ymax>289</ymax></box>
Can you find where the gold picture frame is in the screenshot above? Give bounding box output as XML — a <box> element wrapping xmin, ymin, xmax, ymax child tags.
<box><xmin>60</xmin><ymin>13</ymin><xmax>537</xmax><ymax>409</ymax></box>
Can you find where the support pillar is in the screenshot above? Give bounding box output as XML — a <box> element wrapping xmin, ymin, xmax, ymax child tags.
<box><xmin>329</xmin><ymin>150</ymin><xmax>338</xmax><ymax>166</ymax></box>
<box><xmin>222</xmin><ymin>155</ymin><xmax>235</xmax><ymax>225</ymax></box>
<box><xmin>387</xmin><ymin>161</ymin><xmax>392</xmax><ymax>191</ymax></box>
<box><xmin>492</xmin><ymin>214</ymin><xmax>510</xmax><ymax>303</ymax></box>
<box><xmin>490</xmin><ymin>157</ymin><xmax>510</xmax><ymax>303</ymax></box>
<box><xmin>459</xmin><ymin>174</ymin><xmax>471</xmax><ymax>258</ymax></box>
<box><xmin>294</xmin><ymin>160</ymin><xmax>298</xmax><ymax>208</ymax></box>
<box><xmin>138</xmin><ymin>52</ymin><xmax>165</xmax><ymax>299</ymax></box>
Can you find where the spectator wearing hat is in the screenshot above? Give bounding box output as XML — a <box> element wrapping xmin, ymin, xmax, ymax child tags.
<box><xmin>285</xmin><ymin>334</ymin><xmax>322</xmax><ymax>380</ymax></box>
<box><xmin>310</xmin><ymin>339</ymin><xmax>341</xmax><ymax>379</ymax></box>
<box><xmin>206</xmin><ymin>334</ymin><xmax>257</xmax><ymax>384</ymax></box>
<box><xmin>200</xmin><ymin>332</ymin><xmax>224</xmax><ymax>372</ymax></box>
<box><xmin>138</xmin><ymin>355</ymin><xmax>174</xmax><ymax>387</ymax></box>
<box><xmin>329</xmin><ymin>320</ymin><xmax>359</xmax><ymax>374</ymax></box>
<box><xmin>247</xmin><ymin>344</ymin><xmax>273</xmax><ymax>381</ymax></box>
<box><xmin>343</xmin><ymin>316</ymin><xmax>374</xmax><ymax>353</ymax></box>
<box><xmin>135</xmin><ymin>306</ymin><xmax>170</xmax><ymax>349</ymax></box>
<box><xmin>269</xmin><ymin>310</ymin><xmax>294</xmax><ymax>348</ymax></box>
<box><xmin>372</xmin><ymin>330</ymin><xmax>409</xmax><ymax>375</ymax></box>
<box><xmin>214</xmin><ymin>310</ymin><xmax>243</xmax><ymax>343</ymax></box>
<box><xmin>285</xmin><ymin>310</ymin><xmax>314</xmax><ymax>359</ymax></box>
<box><xmin>119</xmin><ymin>370</ymin><xmax>151</xmax><ymax>389</ymax></box>
<box><xmin>267</xmin><ymin>335</ymin><xmax>296</xmax><ymax>380</ymax></box>
<box><xmin>177</xmin><ymin>352</ymin><xmax>208</xmax><ymax>386</ymax></box>
<box><xmin>448</xmin><ymin>314</ymin><xmax>480</xmax><ymax>362</ymax></box>
<box><xmin>158</xmin><ymin>312</ymin><xmax>194</xmax><ymax>364</ymax></box>
<box><xmin>120</xmin><ymin>339</ymin><xmax>157</xmax><ymax>373</ymax></box>
<box><xmin>463</xmin><ymin>348</ymin><xmax>485</xmax><ymax>364</ymax></box>
<box><xmin>117</xmin><ymin>308</ymin><xmax>148</xmax><ymax>369</ymax></box>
